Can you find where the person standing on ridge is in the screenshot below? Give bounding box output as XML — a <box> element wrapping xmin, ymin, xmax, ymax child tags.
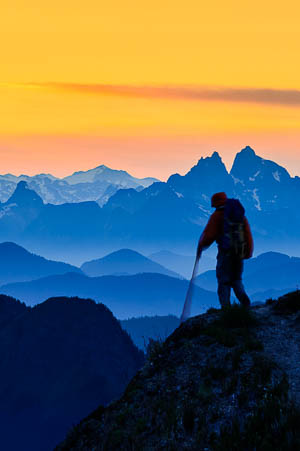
<box><xmin>197</xmin><ymin>192</ymin><xmax>253</xmax><ymax>308</ymax></box>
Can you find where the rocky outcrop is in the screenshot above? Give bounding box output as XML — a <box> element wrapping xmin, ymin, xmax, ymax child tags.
<box><xmin>57</xmin><ymin>292</ymin><xmax>300</xmax><ymax>450</ymax></box>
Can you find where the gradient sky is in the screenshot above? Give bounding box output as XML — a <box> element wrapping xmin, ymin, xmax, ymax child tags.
<box><xmin>1</xmin><ymin>0</ymin><xmax>300</xmax><ymax>179</ymax></box>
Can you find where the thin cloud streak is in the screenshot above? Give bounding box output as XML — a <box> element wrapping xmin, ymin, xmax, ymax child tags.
<box><xmin>3</xmin><ymin>82</ymin><xmax>300</xmax><ymax>107</ymax></box>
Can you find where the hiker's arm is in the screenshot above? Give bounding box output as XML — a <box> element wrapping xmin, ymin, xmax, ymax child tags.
<box><xmin>244</xmin><ymin>217</ymin><xmax>254</xmax><ymax>259</ymax></box>
<box><xmin>197</xmin><ymin>212</ymin><xmax>220</xmax><ymax>256</ymax></box>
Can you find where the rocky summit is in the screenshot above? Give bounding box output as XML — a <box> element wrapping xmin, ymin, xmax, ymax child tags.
<box><xmin>56</xmin><ymin>292</ymin><xmax>300</xmax><ymax>450</ymax></box>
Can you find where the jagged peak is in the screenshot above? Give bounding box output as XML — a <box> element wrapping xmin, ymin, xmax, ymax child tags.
<box><xmin>68</xmin><ymin>165</ymin><xmax>109</xmax><ymax>176</ymax></box>
<box><xmin>231</xmin><ymin>146</ymin><xmax>291</xmax><ymax>181</ymax></box>
<box><xmin>6</xmin><ymin>181</ymin><xmax>43</xmax><ymax>206</ymax></box>
<box><xmin>230</xmin><ymin>146</ymin><xmax>261</xmax><ymax>176</ymax></box>
<box><xmin>211</xmin><ymin>150</ymin><xmax>222</xmax><ymax>160</ymax></box>
<box><xmin>16</xmin><ymin>180</ymin><xmax>28</xmax><ymax>189</ymax></box>
<box><xmin>167</xmin><ymin>151</ymin><xmax>230</xmax><ymax>192</ymax></box>
<box><xmin>189</xmin><ymin>151</ymin><xmax>228</xmax><ymax>178</ymax></box>
<box><xmin>240</xmin><ymin>145</ymin><xmax>256</xmax><ymax>156</ymax></box>
<box><xmin>197</xmin><ymin>151</ymin><xmax>223</xmax><ymax>166</ymax></box>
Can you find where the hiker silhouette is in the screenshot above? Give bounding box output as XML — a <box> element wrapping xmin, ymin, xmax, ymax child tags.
<box><xmin>197</xmin><ymin>192</ymin><xmax>253</xmax><ymax>308</ymax></box>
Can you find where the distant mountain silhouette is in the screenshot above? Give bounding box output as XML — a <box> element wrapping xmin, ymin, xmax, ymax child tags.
<box><xmin>0</xmin><ymin>242</ymin><xmax>82</xmax><ymax>285</ymax></box>
<box><xmin>1</xmin><ymin>147</ymin><xmax>300</xmax><ymax>261</ymax></box>
<box><xmin>95</xmin><ymin>147</ymin><xmax>296</xmax><ymax>256</ymax></box>
<box><xmin>0</xmin><ymin>272</ymin><xmax>218</xmax><ymax>318</ymax></box>
<box><xmin>0</xmin><ymin>181</ymin><xmax>44</xmax><ymax>240</ymax></box>
<box><xmin>230</xmin><ymin>146</ymin><xmax>293</xmax><ymax>213</ymax></box>
<box><xmin>167</xmin><ymin>151</ymin><xmax>234</xmax><ymax>203</ymax></box>
<box><xmin>81</xmin><ymin>249</ymin><xmax>181</xmax><ymax>278</ymax></box>
<box><xmin>63</xmin><ymin>164</ymin><xmax>158</xmax><ymax>187</ymax></box>
<box><xmin>102</xmin><ymin>181</ymin><xmax>203</xmax><ymax>250</ymax></box>
<box><xmin>7</xmin><ymin>180</ymin><xmax>44</xmax><ymax>207</ymax></box>
<box><xmin>195</xmin><ymin>251</ymin><xmax>300</xmax><ymax>301</ymax></box>
<box><xmin>0</xmin><ymin>165</ymin><xmax>158</xmax><ymax>205</ymax></box>
<box><xmin>0</xmin><ymin>296</ymin><xmax>143</xmax><ymax>451</ymax></box>
<box><xmin>121</xmin><ymin>315</ymin><xmax>180</xmax><ymax>351</ymax></box>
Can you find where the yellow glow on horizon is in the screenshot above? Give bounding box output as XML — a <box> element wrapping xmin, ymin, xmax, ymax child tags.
<box><xmin>1</xmin><ymin>1</ymin><xmax>299</xmax><ymax>176</ymax></box>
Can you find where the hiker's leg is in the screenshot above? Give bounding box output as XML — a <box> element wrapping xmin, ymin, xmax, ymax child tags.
<box><xmin>217</xmin><ymin>283</ymin><xmax>231</xmax><ymax>307</ymax></box>
<box><xmin>216</xmin><ymin>251</ymin><xmax>231</xmax><ymax>307</ymax></box>
<box><xmin>231</xmin><ymin>258</ymin><xmax>250</xmax><ymax>307</ymax></box>
<box><xmin>232</xmin><ymin>280</ymin><xmax>250</xmax><ymax>307</ymax></box>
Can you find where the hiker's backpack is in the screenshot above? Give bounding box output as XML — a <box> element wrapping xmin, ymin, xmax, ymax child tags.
<box><xmin>220</xmin><ymin>198</ymin><xmax>247</xmax><ymax>258</ymax></box>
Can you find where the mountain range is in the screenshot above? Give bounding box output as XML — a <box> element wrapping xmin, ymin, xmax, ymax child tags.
<box><xmin>0</xmin><ymin>272</ymin><xmax>218</xmax><ymax>318</ymax></box>
<box><xmin>0</xmin><ymin>242</ymin><xmax>298</xmax><ymax>313</ymax></box>
<box><xmin>81</xmin><ymin>248</ymin><xmax>181</xmax><ymax>278</ymax></box>
<box><xmin>0</xmin><ymin>295</ymin><xmax>144</xmax><ymax>451</ymax></box>
<box><xmin>0</xmin><ymin>146</ymin><xmax>300</xmax><ymax>263</ymax></box>
<box><xmin>0</xmin><ymin>241</ymin><xmax>82</xmax><ymax>285</ymax></box>
<box><xmin>0</xmin><ymin>165</ymin><xmax>158</xmax><ymax>205</ymax></box>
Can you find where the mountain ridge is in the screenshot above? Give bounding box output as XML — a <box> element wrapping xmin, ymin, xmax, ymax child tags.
<box><xmin>0</xmin><ymin>241</ymin><xmax>82</xmax><ymax>285</ymax></box>
<box><xmin>0</xmin><ymin>271</ymin><xmax>218</xmax><ymax>318</ymax></box>
<box><xmin>1</xmin><ymin>146</ymin><xmax>300</xmax><ymax>262</ymax></box>
<box><xmin>81</xmin><ymin>249</ymin><xmax>181</xmax><ymax>278</ymax></box>
<box><xmin>0</xmin><ymin>165</ymin><xmax>159</xmax><ymax>205</ymax></box>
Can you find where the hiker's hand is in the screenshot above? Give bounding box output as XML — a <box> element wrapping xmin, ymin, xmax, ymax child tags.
<box><xmin>196</xmin><ymin>242</ymin><xmax>202</xmax><ymax>259</ymax></box>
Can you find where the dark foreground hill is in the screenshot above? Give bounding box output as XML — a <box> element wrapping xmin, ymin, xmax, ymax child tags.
<box><xmin>0</xmin><ymin>294</ymin><xmax>27</xmax><ymax>328</ymax></box>
<box><xmin>0</xmin><ymin>241</ymin><xmax>82</xmax><ymax>285</ymax></box>
<box><xmin>81</xmin><ymin>249</ymin><xmax>180</xmax><ymax>278</ymax></box>
<box><xmin>0</xmin><ymin>272</ymin><xmax>218</xmax><ymax>318</ymax></box>
<box><xmin>57</xmin><ymin>292</ymin><xmax>300</xmax><ymax>450</ymax></box>
<box><xmin>0</xmin><ymin>296</ymin><xmax>144</xmax><ymax>451</ymax></box>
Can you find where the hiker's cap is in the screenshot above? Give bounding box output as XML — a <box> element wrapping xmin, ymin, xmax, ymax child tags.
<box><xmin>211</xmin><ymin>192</ymin><xmax>227</xmax><ymax>208</ymax></box>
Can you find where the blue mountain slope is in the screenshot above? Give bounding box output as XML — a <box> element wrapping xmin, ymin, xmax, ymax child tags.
<box><xmin>81</xmin><ymin>248</ymin><xmax>182</xmax><ymax>278</ymax></box>
<box><xmin>0</xmin><ymin>242</ymin><xmax>82</xmax><ymax>285</ymax></box>
<box><xmin>24</xmin><ymin>201</ymin><xmax>104</xmax><ymax>242</ymax></box>
<box><xmin>167</xmin><ymin>151</ymin><xmax>234</xmax><ymax>203</ymax></box>
<box><xmin>102</xmin><ymin>182</ymin><xmax>204</xmax><ymax>246</ymax></box>
<box><xmin>0</xmin><ymin>182</ymin><xmax>44</xmax><ymax>240</ymax></box>
<box><xmin>231</xmin><ymin>146</ymin><xmax>295</xmax><ymax>213</ymax></box>
<box><xmin>0</xmin><ymin>272</ymin><xmax>218</xmax><ymax>319</ymax></box>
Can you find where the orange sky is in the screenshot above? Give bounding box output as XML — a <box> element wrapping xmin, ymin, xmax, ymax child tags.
<box><xmin>1</xmin><ymin>0</ymin><xmax>299</xmax><ymax>179</ymax></box>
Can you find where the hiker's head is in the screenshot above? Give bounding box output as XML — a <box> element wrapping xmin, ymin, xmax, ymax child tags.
<box><xmin>211</xmin><ymin>192</ymin><xmax>227</xmax><ymax>208</ymax></box>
